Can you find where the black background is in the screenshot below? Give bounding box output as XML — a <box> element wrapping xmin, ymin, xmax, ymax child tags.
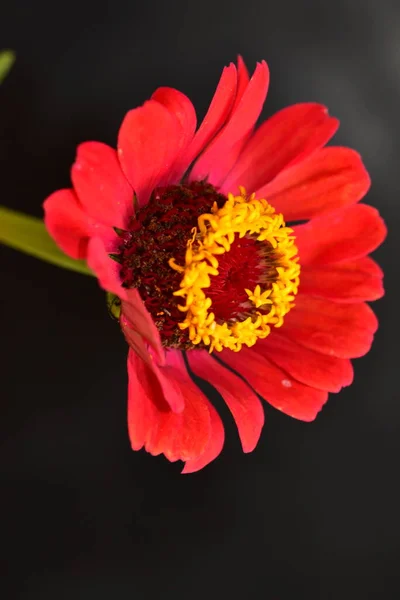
<box><xmin>1</xmin><ymin>1</ymin><xmax>399</xmax><ymax>597</ymax></box>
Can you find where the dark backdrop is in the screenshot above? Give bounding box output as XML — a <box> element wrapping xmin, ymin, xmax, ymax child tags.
<box><xmin>1</xmin><ymin>1</ymin><xmax>399</xmax><ymax>598</ymax></box>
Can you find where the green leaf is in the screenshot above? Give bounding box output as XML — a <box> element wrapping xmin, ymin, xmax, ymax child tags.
<box><xmin>0</xmin><ymin>50</ymin><xmax>15</xmax><ymax>85</ymax></box>
<box><xmin>0</xmin><ymin>205</ymin><xmax>95</xmax><ymax>277</ymax></box>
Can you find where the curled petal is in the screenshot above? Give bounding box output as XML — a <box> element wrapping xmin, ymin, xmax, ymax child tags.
<box><xmin>128</xmin><ymin>350</ymin><xmax>211</xmax><ymax>462</ymax></box>
<box><xmin>121</xmin><ymin>288</ymin><xmax>166</xmax><ymax>367</ymax></box>
<box><xmin>120</xmin><ymin>316</ymin><xmax>158</xmax><ymax>369</ymax></box>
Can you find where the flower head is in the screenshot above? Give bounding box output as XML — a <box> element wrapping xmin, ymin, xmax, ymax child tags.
<box><xmin>44</xmin><ymin>57</ymin><xmax>386</xmax><ymax>472</ymax></box>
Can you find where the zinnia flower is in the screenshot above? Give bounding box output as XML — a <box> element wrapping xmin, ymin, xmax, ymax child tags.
<box><xmin>44</xmin><ymin>57</ymin><xmax>386</xmax><ymax>473</ymax></box>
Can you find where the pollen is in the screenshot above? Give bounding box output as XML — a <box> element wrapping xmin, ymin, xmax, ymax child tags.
<box><xmin>169</xmin><ymin>187</ymin><xmax>300</xmax><ymax>353</ymax></box>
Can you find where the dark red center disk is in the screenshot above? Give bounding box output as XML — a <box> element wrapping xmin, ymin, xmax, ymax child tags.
<box><xmin>114</xmin><ymin>181</ymin><xmax>278</xmax><ymax>348</ymax></box>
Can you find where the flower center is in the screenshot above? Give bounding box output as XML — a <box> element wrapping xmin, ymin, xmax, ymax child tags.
<box><xmin>115</xmin><ymin>182</ymin><xmax>300</xmax><ymax>351</ymax></box>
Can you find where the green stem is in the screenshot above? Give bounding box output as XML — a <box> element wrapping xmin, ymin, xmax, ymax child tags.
<box><xmin>0</xmin><ymin>205</ymin><xmax>94</xmax><ymax>277</ymax></box>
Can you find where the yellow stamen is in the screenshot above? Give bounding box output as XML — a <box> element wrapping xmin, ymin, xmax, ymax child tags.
<box><xmin>169</xmin><ymin>188</ymin><xmax>300</xmax><ymax>352</ymax></box>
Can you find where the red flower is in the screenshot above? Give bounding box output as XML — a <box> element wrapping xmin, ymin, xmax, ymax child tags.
<box><xmin>44</xmin><ymin>57</ymin><xmax>386</xmax><ymax>473</ymax></box>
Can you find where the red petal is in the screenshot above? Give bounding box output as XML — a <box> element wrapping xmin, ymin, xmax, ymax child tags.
<box><xmin>232</xmin><ymin>55</ymin><xmax>250</xmax><ymax>110</ymax></box>
<box><xmin>188</xmin><ymin>350</ymin><xmax>264</xmax><ymax>452</ymax></box>
<box><xmin>127</xmin><ymin>349</ymin><xmax>159</xmax><ymax>452</ymax></box>
<box><xmin>190</xmin><ymin>61</ymin><xmax>269</xmax><ymax>186</ymax></box>
<box><xmin>151</xmin><ymin>87</ymin><xmax>197</xmax><ymax>180</ymax></box>
<box><xmin>182</xmin><ymin>400</ymin><xmax>225</xmax><ymax>474</ymax></box>
<box><xmin>117</xmin><ymin>100</ymin><xmax>183</xmax><ymax>208</ymax></box>
<box><xmin>127</xmin><ymin>348</ymin><xmax>185</xmax><ymax>450</ymax></box>
<box><xmin>125</xmin><ymin>339</ymin><xmax>184</xmax><ymax>414</ymax></box>
<box><xmin>127</xmin><ymin>350</ymin><xmax>211</xmax><ymax>463</ymax></box>
<box><xmin>43</xmin><ymin>188</ymin><xmax>113</xmax><ymax>259</ymax></box>
<box><xmin>255</xmin><ymin>147</ymin><xmax>370</xmax><ymax>221</ymax></box>
<box><xmin>170</xmin><ymin>63</ymin><xmax>237</xmax><ymax>180</ymax></box>
<box><xmin>221</xmin><ymin>104</ymin><xmax>339</xmax><ymax>196</ymax></box>
<box><xmin>220</xmin><ymin>348</ymin><xmax>328</xmax><ymax>422</ymax></box>
<box><xmin>43</xmin><ymin>189</ymin><xmax>89</xmax><ymax>259</ymax></box>
<box><xmin>120</xmin><ymin>288</ymin><xmax>166</xmax><ymax>368</ymax></box>
<box><xmin>300</xmin><ymin>257</ymin><xmax>384</xmax><ymax>303</ymax></box>
<box><xmin>257</xmin><ymin>332</ymin><xmax>353</xmax><ymax>392</ymax></box>
<box><xmin>87</xmin><ymin>237</ymin><xmax>127</xmax><ymax>299</ymax></box>
<box><xmin>294</xmin><ymin>203</ymin><xmax>387</xmax><ymax>266</ymax></box>
<box><xmin>71</xmin><ymin>142</ymin><xmax>133</xmax><ymax>228</ymax></box>
<box><xmin>120</xmin><ymin>315</ymin><xmax>158</xmax><ymax>369</ymax></box>
<box><xmin>282</xmin><ymin>294</ymin><xmax>378</xmax><ymax>358</ymax></box>
<box><xmin>196</xmin><ymin>56</ymin><xmax>251</xmax><ymax>187</ymax></box>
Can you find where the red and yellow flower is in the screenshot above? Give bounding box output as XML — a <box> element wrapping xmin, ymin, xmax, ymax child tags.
<box><xmin>44</xmin><ymin>57</ymin><xmax>386</xmax><ymax>472</ymax></box>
